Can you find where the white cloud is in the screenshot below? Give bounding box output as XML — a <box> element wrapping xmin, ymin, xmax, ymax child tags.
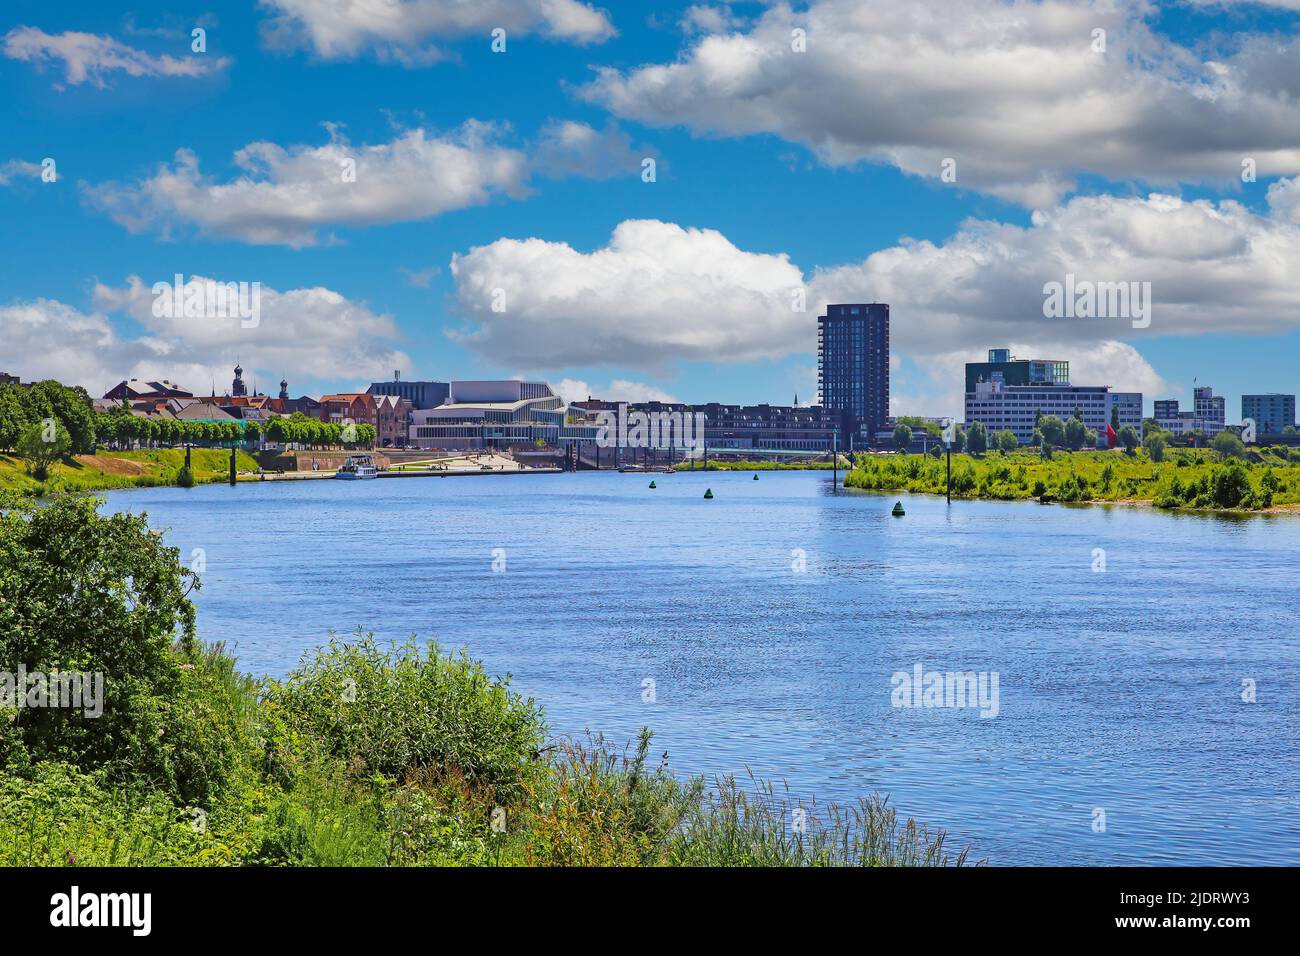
<box><xmin>449</xmin><ymin>184</ymin><xmax>1300</xmax><ymax>408</ymax></box>
<box><xmin>581</xmin><ymin>0</ymin><xmax>1300</xmax><ymax>206</ymax></box>
<box><xmin>554</xmin><ymin>377</ymin><xmax>679</xmax><ymax>404</ymax></box>
<box><xmin>84</xmin><ymin>123</ymin><xmax>530</xmax><ymax>247</ymax></box>
<box><xmin>887</xmin><ymin>342</ymin><xmax>1166</xmax><ymax>418</ymax></box>
<box><xmin>84</xmin><ymin>119</ymin><xmax>634</xmax><ymax>246</ymax></box>
<box><xmin>0</xmin><ymin>160</ymin><xmax>42</xmax><ymax>186</ymax></box>
<box><xmin>0</xmin><ymin>276</ymin><xmax>409</xmax><ymax>396</ymax></box>
<box><xmin>2</xmin><ymin>26</ymin><xmax>229</xmax><ymax>87</ymax></box>
<box><xmin>0</xmin><ymin>299</ymin><xmax>132</xmax><ymax>392</ymax></box>
<box><xmin>679</xmin><ymin>5</ymin><xmax>743</xmax><ymax>35</ymax></box>
<box><xmin>258</xmin><ymin>0</ymin><xmax>614</xmax><ymax>63</ymax></box>
<box><xmin>808</xmin><ymin>188</ymin><xmax>1300</xmax><ymax>344</ymax></box>
<box><xmin>534</xmin><ymin>120</ymin><xmax>642</xmax><ymax>180</ymax></box>
<box><xmin>449</xmin><ymin>219</ymin><xmax>807</xmax><ymax>371</ymax></box>
<box><xmin>1266</xmin><ymin>175</ymin><xmax>1300</xmax><ymax>224</ymax></box>
<box><xmin>399</xmin><ymin>265</ymin><xmax>440</xmax><ymax>288</ymax></box>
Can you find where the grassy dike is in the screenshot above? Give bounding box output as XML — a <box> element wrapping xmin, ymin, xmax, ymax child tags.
<box><xmin>0</xmin><ymin>494</ymin><xmax>972</xmax><ymax>868</ymax></box>
<box><xmin>0</xmin><ymin>449</ymin><xmax>261</xmax><ymax>496</ymax></box>
<box><xmin>843</xmin><ymin>448</ymin><xmax>1300</xmax><ymax>513</ymax></box>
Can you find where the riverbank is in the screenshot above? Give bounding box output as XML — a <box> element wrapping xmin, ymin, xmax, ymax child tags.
<box><xmin>673</xmin><ymin>457</ymin><xmax>848</xmax><ymax>471</ymax></box>
<box><xmin>843</xmin><ymin>448</ymin><xmax>1300</xmax><ymax>514</ymax></box>
<box><xmin>0</xmin><ymin>449</ymin><xmax>261</xmax><ymax>496</ymax></box>
<box><xmin>0</xmin><ymin>449</ymin><xmax>558</xmax><ymax>495</ymax></box>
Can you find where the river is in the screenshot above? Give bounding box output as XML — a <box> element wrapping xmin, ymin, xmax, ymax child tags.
<box><xmin>102</xmin><ymin>469</ymin><xmax>1300</xmax><ymax>865</ymax></box>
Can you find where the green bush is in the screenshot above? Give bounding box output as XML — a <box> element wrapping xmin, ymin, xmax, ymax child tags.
<box><xmin>262</xmin><ymin>635</ymin><xmax>546</xmax><ymax>805</ymax></box>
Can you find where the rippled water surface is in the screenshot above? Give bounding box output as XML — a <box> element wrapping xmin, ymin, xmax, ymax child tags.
<box><xmin>103</xmin><ymin>470</ymin><xmax>1300</xmax><ymax>865</ymax></box>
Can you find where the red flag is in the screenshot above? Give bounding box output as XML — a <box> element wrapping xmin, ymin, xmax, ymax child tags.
<box><xmin>1106</xmin><ymin>422</ymin><xmax>1117</xmax><ymax>448</ymax></box>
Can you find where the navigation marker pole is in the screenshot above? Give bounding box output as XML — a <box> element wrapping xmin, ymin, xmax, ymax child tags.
<box><xmin>942</xmin><ymin>417</ymin><xmax>954</xmax><ymax>503</ymax></box>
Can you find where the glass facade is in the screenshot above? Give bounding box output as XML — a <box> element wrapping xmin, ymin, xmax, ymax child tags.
<box><xmin>817</xmin><ymin>303</ymin><xmax>889</xmax><ymax>446</ymax></box>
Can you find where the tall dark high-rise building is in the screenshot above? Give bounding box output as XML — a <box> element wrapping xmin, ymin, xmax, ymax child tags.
<box><xmin>817</xmin><ymin>303</ymin><xmax>889</xmax><ymax>447</ymax></box>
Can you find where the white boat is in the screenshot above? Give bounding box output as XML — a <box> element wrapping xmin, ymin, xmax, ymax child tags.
<box><xmin>336</xmin><ymin>454</ymin><xmax>378</xmax><ymax>480</ymax></box>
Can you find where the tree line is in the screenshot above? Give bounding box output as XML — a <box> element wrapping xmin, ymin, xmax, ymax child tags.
<box><xmin>893</xmin><ymin>407</ymin><xmax>1143</xmax><ymax>458</ymax></box>
<box><xmin>97</xmin><ymin>406</ymin><xmax>376</xmax><ymax>449</ymax></box>
<box><xmin>1</xmin><ymin>379</ymin><xmax>377</xmax><ymax>470</ymax></box>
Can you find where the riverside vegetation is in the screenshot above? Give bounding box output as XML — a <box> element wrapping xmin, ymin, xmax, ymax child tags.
<box><xmin>844</xmin><ymin>446</ymin><xmax>1300</xmax><ymax>512</ymax></box>
<box><xmin>0</xmin><ymin>493</ymin><xmax>972</xmax><ymax>867</ymax></box>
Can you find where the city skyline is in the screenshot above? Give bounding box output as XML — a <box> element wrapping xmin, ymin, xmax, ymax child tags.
<box><xmin>3</xmin><ymin>1</ymin><xmax>1300</xmax><ymax>421</ymax></box>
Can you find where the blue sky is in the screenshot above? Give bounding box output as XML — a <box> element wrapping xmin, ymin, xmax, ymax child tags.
<box><xmin>3</xmin><ymin>0</ymin><xmax>1299</xmax><ymax>421</ymax></box>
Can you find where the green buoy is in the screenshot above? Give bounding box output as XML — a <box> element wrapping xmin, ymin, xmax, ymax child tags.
<box><xmin>649</xmin><ymin>480</ymin><xmax>657</xmax><ymax>489</ymax></box>
<box><xmin>753</xmin><ymin>474</ymin><xmax>759</xmax><ymax>480</ymax></box>
<box><xmin>704</xmin><ymin>488</ymin><xmax>714</xmax><ymax>499</ymax></box>
<box><xmin>892</xmin><ymin>501</ymin><xmax>906</xmax><ymax>516</ymax></box>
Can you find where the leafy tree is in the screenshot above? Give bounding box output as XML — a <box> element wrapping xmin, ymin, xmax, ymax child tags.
<box><xmin>0</xmin><ymin>386</ymin><xmax>34</xmax><ymax>452</ymax></box>
<box><xmin>1206</xmin><ymin>460</ymin><xmax>1251</xmax><ymax>508</ymax></box>
<box><xmin>966</xmin><ymin>421</ymin><xmax>988</xmax><ymax>454</ymax></box>
<box><xmin>1039</xmin><ymin>437</ymin><xmax>1053</xmax><ymax>460</ymax></box>
<box><xmin>0</xmin><ymin>494</ymin><xmax>250</xmax><ymax>805</ymax></box>
<box><xmin>30</xmin><ymin>381</ymin><xmax>96</xmax><ymax>454</ymax></box>
<box><xmin>951</xmin><ymin>425</ymin><xmax>967</xmax><ymax>453</ymax></box>
<box><xmin>1064</xmin><ymin>416</ymin><xmax>1087</xmax><ymax>451</ymax></box>
<box><xmin>993</xmin><ymin>430</ymin><xmax>1018</xmax><ymax>454</ymax></box>
<box><xmin>1038</xmin><ymin>415</ymin><xmax>1066</xmax><ymax>448</ymax></box>
<box><xmin>895</xmin><ymin>416</ymin><xmax>942</xmax><ymax>438</ymax></box>
<box><xmin>1110</xmin><ymin>406</ymin><xmax>1120</xmax><ymax>431</ymax></box>
<box><xmin>892</xmin><ymin>423</ymin><xmax>913</xmax><ymax>454</ymax></box>
<box><xmin>1143</xmin><ymin>432</ymin><xmax>1167</xmax><ymax>462</ymax></box>
<box><xmin>1210</xmin><ymin>431</ymin><xmax>1246</xmax><ymax>460</ymax></box>
<box><xmin>16</xmin><ymin>419</ymin><xmax>71</xmax><ymax>480</ymax></box>
<box><xmin>1117</xmin><ymin>424</ymin><xmax>1140</xmax><ymax>454</ymax></box>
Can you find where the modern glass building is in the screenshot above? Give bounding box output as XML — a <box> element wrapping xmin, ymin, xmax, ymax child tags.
<box><xmin>964</xmin><ymin>349</ymin><xmax>1069</xmax><ymax>394</ymax></box>
<box><xmin>1242</xmin><ymin>393</ymin><xmax>1295</xmax><ymax>433</ymax></box>
<box><xmin>1193</xmin><ymin>385</ymin><xmax>1225</xmax><ymax>426</ymax></box>
<box><xmin>409</xmin><ymin>380</ymin><xmax>587</xmax><ymax>449</ymax></box>
<box><xmin>817</xmin><ymin>303</ymin><xmax>889</xmax><ymax>447</ymax></box>
<box><xmin>367</xmin><ymin>373</ymin><xmax>449</xmax><ymax>410</ymax></box>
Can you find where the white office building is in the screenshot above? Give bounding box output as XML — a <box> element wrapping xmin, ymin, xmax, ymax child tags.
<box><xmin>965</xmin><ymin>377</ymin><xmax>1142</xmax><ymax>446</ymax></box>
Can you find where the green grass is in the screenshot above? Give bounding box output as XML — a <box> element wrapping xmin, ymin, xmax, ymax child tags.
<box><xmin>843</xmin><ymin>447</ymin><xmax>1300</xmax><ymax>512</ymax></box>
<box><xmin>0</xmin><ymin>448</ymin><xmax>260</xmax><ymax>496</ymax></box>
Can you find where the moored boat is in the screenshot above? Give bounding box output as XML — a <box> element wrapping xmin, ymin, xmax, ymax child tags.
<box><xmin>337</xmin><ymin>454</ymin><xmax>378</xmax><ymax>480</ymax></box>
